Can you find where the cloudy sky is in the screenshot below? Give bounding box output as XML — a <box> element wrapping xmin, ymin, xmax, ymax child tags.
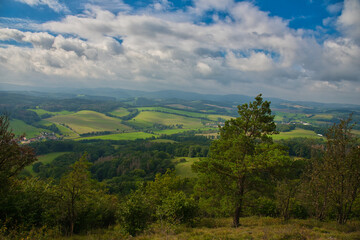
<box><xmin>0</xmin><ymin>0</ymin><xmax>359</xmax><ymax>104</ymax></box>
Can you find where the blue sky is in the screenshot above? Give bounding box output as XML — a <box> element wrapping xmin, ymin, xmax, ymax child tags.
<box><xmin>0</xmin><ymin>0</ymin><xmax>359</xmax><ymax>104</ymax></box>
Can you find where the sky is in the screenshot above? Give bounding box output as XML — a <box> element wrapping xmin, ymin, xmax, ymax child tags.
<box><xmin>0</xmin><ymin>0</ymin><xmax>359</xmax><ymax>104</ymax></box>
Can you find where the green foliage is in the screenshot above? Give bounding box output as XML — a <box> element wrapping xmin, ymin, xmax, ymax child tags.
<box><xmin>55</xmin><ymin>153</ymin><xmax>117</xmax><ymax>235</ymax></box>
<box><xmin>304</xmin><ymin>116</ymin><xmax>360</xmax><ymax>224</ymax></box>
<box><xmin>119</xmin><ymin>188</ymin><xmax>152</xmax><ymax>236</ymax></box>
<box><xmin>119</xmin><ymin>170</ymin><xmax>198</xmax><ymax>236</ymax></box>
<box><xmin>0</xmin><ymin>114</ymin><xmax>37</xmax><ymax>193</ymax></box>
<box><xmin>0</xmin><ymin>178</ymin><xmax>58</xmax><ymax>233</ymax></box>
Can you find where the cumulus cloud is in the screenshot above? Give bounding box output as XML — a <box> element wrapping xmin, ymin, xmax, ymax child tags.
<box><xmin>0</xmin><ymin>1</ymin><xmax>359</xmax><ymax>103</ymax></box>
<box><xmin>337</xmin><ymin>0</ymin><xmax>360</xmax><ymax>43</ymax></box>
<box><xmin>15</xmin><ymin>0</ymin><xmax>69</xmax><ymax>13</ymax></box>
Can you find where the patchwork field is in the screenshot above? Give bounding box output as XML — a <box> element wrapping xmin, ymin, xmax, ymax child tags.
<box><xmin>137</xmin><ymin>107</ymin><xmax>208</xmax><ymax>118</ymax></box>
<box><xmin>10</xmin><ymin>119</ymin><xmax>49</xmax><ymax>138</ymax></box>
<box><xmin>28</xmin><ymin>108</ymin><xmax>73</xmax><ymax>117</ymax></box>
<box><xmin>108</xmin><ymin>107</ymin><xmax>130</xmax><ymax>117</ymax></box>
<box><xmin>77</xmin><ymin>132</ymin><xmax>156</xmax><ymax>141</ymax></box>
<box><xmin>47</xmin><ymin>110</ymin><xmax>132</xmax><ymax>134</ymax></box>
<box><xmin>132</xmin><ymin>111</ymin><xmax>206</xmax><ymax>129</ymax></box>
<box><xmin>207</xmin><ymin>114</ymin><xmax>233</xmax><ymax>121</ymax></box>
<box><xmin>310</xmin><ymin>114</ymin><xmax>334</xmax><ymax>120</ymax></box>
<box><xmin>272</xmin><ymin>128</ymin><xmax>323</xmax><ymax>140</ymax></box>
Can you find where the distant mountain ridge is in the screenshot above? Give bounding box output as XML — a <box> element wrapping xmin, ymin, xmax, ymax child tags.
<box><xmin>1</xmin><ymin>83</ymin><xmax>359</xmax><ymax>111</ymax></box>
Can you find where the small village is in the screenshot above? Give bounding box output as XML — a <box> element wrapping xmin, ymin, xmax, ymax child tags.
<box><xmin>20</xmin><ymin>132</ymin><xmax>60</xmax><ymax>144</ymax></box>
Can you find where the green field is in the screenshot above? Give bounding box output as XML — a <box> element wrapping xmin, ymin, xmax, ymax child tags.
<box><xmin>37</xmin><ymin>120</ymin><xmax>79</xmax><ymax>138</ymax></box>
<box><xmin>150</xmin><ymin>139</ymin><xmax>177</xmax><ymax>143</ymax></box>
<box><xmin>108</xmin><ymin>107</ymin><xmax>130</xmax><ymax>117</ymax></box>
<box><xmin>25</xmin><ymin>152</ymin><xmax>70</xmax><ymax>175</ymax></box>
<box><xmin>173</xmin><ymin>157</ymin><xmax>200</xmax><ymax>178</ymax></box>
<box><xmin>77</xmin><ymin>132</ymin><xmax>156</xmax><ymax>141</ymax></box>
<box><xmin>310</xmin><ymin>114</ymin><xmax>334</xmax><ymax>120</ymax></box>
<box><xmin>47</xmin><ymin>110</ymin><xmax>132</xmax><ymax>134</ymax></box>
<box><xmin>133</xmin><ymin>111</ymin><xmax>206</xmax><ymax>129</ymax></box>
<box><xmin>272</xmin><ymin>128</ymin><xmax>323</xmax><ymax>140</ymax></box>
<box><xmin>207</xmin><ymin>114</ymin><xmax>233</xmax><ymax>121</ymax></box>
<box><xmin>10</xmin><ymin>119</ymin><xmax>49</xmax><ymax>138</ymax></box>
<box><xmin>28</xmin><ymin>108</ymin><xmax>73</xmax><ymax>117</ymax></box>
<box><xmin>137</xmin><ymin>107</ymin><xmax>207</xmax><ymax>118</ymax></box>
<box><xmin>153</xmin><ymin>129</ymin><xmax>195</xmax><ymax>135</ymax></box>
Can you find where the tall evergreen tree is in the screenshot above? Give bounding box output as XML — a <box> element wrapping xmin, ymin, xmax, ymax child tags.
<box><xmin>193</xmin><ymin>94</ymin><xmax>289</xmax><ymax>227</ymax></box>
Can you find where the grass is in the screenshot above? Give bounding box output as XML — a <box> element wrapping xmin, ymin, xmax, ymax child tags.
<box><xmin>352</xmin><ymin>129</ymin><xmax>360</xmax><ymax>136</ymax></box>
<box><xmin>311</xmin><ymin>114</ymin><xmax>334</xmax><ymax>120</ymax></box>
<box><xmin>133</xmin><ymin>111</ymin><xmax>205</xmax><ymax>129</ymax></box>
<box><xmin>207</xmin><ymin>114</ymin><xmax>233</xmax><ymax>121</ymax></box>
<box><xmin>49</xmin><ymin>217</ymin><xmax>360</xmax><ymax>240</ymax></box>
<box><xmin>272</xmin><ymin>128</ymin><xmax>323</xmax><ymax>140</ymax></box>
<box><xmin>37</xmin><ymin>120</ymin><xmax>79</xmax><ymax>138</ymax></box>
<box><xmin>25</xmin><ymin>152</ymin><xmax>70</xmax><ymax>175</ymax></box>
<box><xmin>153</xmin><ymin>129</ymin><xmax>195</xmax><ymax>135</ymax></box>
<box><xmin>150</xmin><ymin>139</ymin><xmax>177</xmax><ymax>143</ymax></box>
<box><xmin>28</xmin><ymin>108</ymin><xmax>73</xmax><ymax>117</ymax></box>
<box><xmin>77</xmin><ymin>132</ymin><xmax>156</xmax><ymax>141</ymax></box>
<box><xmin>166</xmin><ymin>104</ymin><xmax>194</xmax><ymax>110</ymax></box>
<box><xmin>47</xmin><ymin>110</ymin><xmax>132</xmax><ymax>134</ymax></box>
<box><xmin>10</xmin><ymin>119</ymin><xmax>49</xmax><ymax>138</ymax></box>
<box><xmin>108</xmin><ymin>107</ymin><xmax>131</xmax><ymax>118</ymax></box>
<box><xmin>173</xmin><ymin>157</ymin><xmax>200</xmax><ymax>178</ymax></box>
<box><xmin>137</xmin><ymin>107</ymin><xmax>207</xmax><ymax>118</ymax></box>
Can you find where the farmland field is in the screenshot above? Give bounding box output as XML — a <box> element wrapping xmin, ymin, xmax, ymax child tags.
<box><xmin>153</xmin><ymin>129</ymin><xmax>196</xmax><ymax>135</ymax></box>
<box><xmin>77</xmin><ymin>132</ymin><xmax>156</xmax><ymax>140</ymax></box>
<box><xmin>10</xmin><ymin>119</ymin><xmax>49</xmax><ymax>138</ymax></box>
<box><xmin>25</xmin><ymin>152</ymin><xmax>70</xmax><ymax>175</ymax></box>
<box><xmin>173</xmin><ymin>157</ymin><xmax>200</xmax><ymax>178</ymax></box>
<box><xmin>150</xmin><ymin>139</ymin><xmax>177</xmax><ymax>143</ymax></box>
<box><xmin>207</xmin><ymin>114</ymin><xmax>233</xmax><ymax>121</ymax></box>
<box><xmin>28</xmin><ymin>108</ymin><xmax>73</xmax><ymax>117</ymax></box>
<box><xmin>108</xmin><ymin>107</ymin><xmax>130</xmax><ymax>117</ymax></box>
<box><xmin>272</xmin><ymin>128</ymin><xmax>323</xmax><ymax>140</ymax></box>
<box><xmin>37</xmin><ymin>120</ymin><xmax>79</xmax><ymax>138</ymax></box>
<box><xmin>137</xmin><ymin>106</ymin><xmax>208</xmax><ymax>118</ymax></box>
<box><xmin>133</xmin><ymin>111</ymin><xmax>206</xmax><ymax>129</ymax></box>
<box><xmin>47</xmin><ymin>110</ymin><xmax>132</xmax><ymax>134</ymax></box>
<box><xmin>310</xmin><ymin>114</ymin><xmax>334</xmax><ymax>120</ymax></box>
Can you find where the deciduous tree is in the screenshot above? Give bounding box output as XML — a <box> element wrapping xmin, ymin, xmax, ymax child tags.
<box><xmin>0</xmin><ymin>114</ymin><xmax>36</xmax><ymax>193</ymax></box>
<box><xmin>307</xmin><ymin>116</ymin><xmax>360</xmax><ymax>224</ymax></box>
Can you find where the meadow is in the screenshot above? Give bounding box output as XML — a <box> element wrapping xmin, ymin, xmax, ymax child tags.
<box><xmin>173</xmin><ymin>157</ymin><xmax>199</xmax><ymax>178</ymax></box>
<box><xmin>46</xmin><ymin>217</ymin><xmax>360</xmax><ymax>240</ymax></box>
<box><xmin>25</xmin><ymin>152</ymin><xmax>70</xmax><ymax>175</ymax></box>
<box><xmin>77</xmin><ymin>132</ymin><xmax>156</xmax><ymax>141</ymax></box>
<box><xmin>47</xmin><ymin>110</ymin><xmax>132</xmax><ymax>134</ymax></box>
<box><xmin>108</xmin><ymin>107</ymin><xmax>131</xmax><ymax>117</ymax></box>
<box><xmin>133</xmin><ymin>111</ymin><xmax>206</xmax><ymax>129</ymax></box>
<box><xmin>10</xmin><ymin>119</ymin><xmax>49</xmax><ymax>138</ymax></box>
<box><xmin>137</xmin><ymin>107</ymin><xmax>208</xmax><ymax>118</ymax></box>
<box><xmin>272</xmin><ymin>128</ymin><xmax>323</xmax><ymax>140</ymax></box>
<box><xmin>28</xmin><ymin>108</ymin><xmax>74</xmax><ymax>117</ymax></box>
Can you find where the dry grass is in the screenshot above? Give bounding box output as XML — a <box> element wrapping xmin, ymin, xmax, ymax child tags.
<box><xmin>13</xmin><ymin>217</ymin><xmax>359</xmax><ymax>240</ymax></box>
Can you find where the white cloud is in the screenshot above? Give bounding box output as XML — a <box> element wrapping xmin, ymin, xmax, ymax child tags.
<box><xmin>337</xmin><ymin>0</ymin><xmax>360</xmax><ymax>43</ymax></box>
<box><xmin>196</xmin><ymin>62</ymin><xmax>212</xmax><ymax>75</ymax></box>
<box><xmin>15</xmin><ymin>0</ymin><xmax>69</xmax><ymax>13</ymax></box>
<box><xmin>0</xmin><ymin>1</ymin><xmax>359</xmax><ymax>103</ymax></box>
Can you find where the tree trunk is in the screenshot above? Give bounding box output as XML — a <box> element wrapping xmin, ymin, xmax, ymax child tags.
<box><xmin>233</xmin><ymin>176</ymin><xmax>245</xmax><ymax>227</ymax></box>
<box><xmin>233</xmin><ymin>206</ymin><xmax>242</xmax><ymax>227</ymax></box>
